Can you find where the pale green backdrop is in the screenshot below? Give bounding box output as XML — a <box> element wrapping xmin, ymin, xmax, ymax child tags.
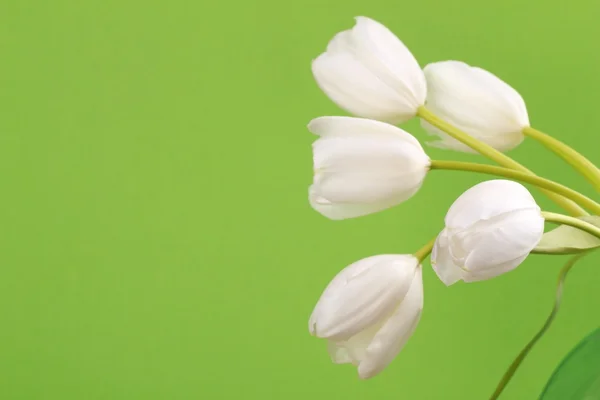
<box><xmin>1</xmin><ymin>0</ymin><xmax>599</xmax><ymax>399</ymax></box>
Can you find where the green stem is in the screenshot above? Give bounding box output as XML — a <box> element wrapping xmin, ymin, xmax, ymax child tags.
<box><xmin>429</xmin><ymin>160</ymin><xmax>600</xmax><ymax>215</ymax></box>
<box><xmin>542</xmin><ymin>211</ymin><xmax>600</xmax><ymax>240</ymax></box>
<box><xmin>489</xmin><ymin>252</ymin><xmax>589</xmax><ymax>400</ymax></box>
<box><xmin>417</xmin><ymin>107</ymin><xmax>588</xmax><ymax>217</ymax></box>
<box><xmin>523</xmin><ymin>126</ymin><xmax>600</xmax><ymax>192</ymax></box>
<box><xmin>414</xmin><ymin>238</ymin><xmax>436</xmax><ymax>263</ymax></box>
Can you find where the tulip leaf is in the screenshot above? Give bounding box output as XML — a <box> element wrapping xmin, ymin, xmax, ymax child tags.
<box><xmin>533</xmin><ymin>216</ymin><xmax>600</xmax><ymax>255</ymax></box>
<box><xmin>539</xmin><ymin>328</ymin><xmax>600</xmax><ymax>400</ymax></box>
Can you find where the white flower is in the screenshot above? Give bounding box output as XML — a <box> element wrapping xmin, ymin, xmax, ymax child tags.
<box><xmin>309</xmin><ymin>116</ymin><xmax>431</xmax><ymax>220</ymax></box>
<box><xmin>309</xmin><ymin>254</ymin><xmax>423</xmax><ymax>379</ymax></box>
<box><xmin>432</xmin><ymin>180</ymin><xmax>544</xmax><ymax>285</ymax></box>
<box><xmin>312</xmin><ymin>16</ymin><xmax>427</xmax><ymax>124</ymax></box>
<box><xmin>421</xmin><ymin>61</ymin><xmax>530</xmax><ymax>152</ymax></box>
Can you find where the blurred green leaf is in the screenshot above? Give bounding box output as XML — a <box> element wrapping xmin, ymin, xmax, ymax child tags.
<box><xmin>539</xmin><ymin>328</ymin><xmax>600</xmax><ymax>399</ymax></box>
<box><xmin>533</xmin><ymin>216</ymin><xmax>600</xmax><ymax>255</ymax></box>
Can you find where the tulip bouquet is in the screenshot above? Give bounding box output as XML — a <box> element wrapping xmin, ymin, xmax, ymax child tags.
<box><xmin>306</xmin><ymin>16</ymin><xmax>600</xmax><ymax>397</ymax></box>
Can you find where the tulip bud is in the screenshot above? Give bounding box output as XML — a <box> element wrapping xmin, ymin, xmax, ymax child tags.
<box><xmin>421</xmin><ymin>61</ymin><xmax>530</xmax><ymax>152</ymax></box>
<box><xmin>432</xmin><ymin>180</ymin><xmax>544</xmax><ymax>285</ymax></box>
<box><xmin>312</xmin><ymin>16</ymin><xmax>427</xmax><ymax>124</ymax></box>
<box><xmin>309</xmin><ymin>255</ymin><xmax>423</xmax><ymax>379</ymax></box>
<box><xmin>308</xmin><ymin>116</ymin><xmax>431</xmax><ymax>220</ymax></box>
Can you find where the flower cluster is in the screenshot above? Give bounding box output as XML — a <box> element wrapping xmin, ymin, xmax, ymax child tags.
<box><xmin>306</xmin><ymin>16</ymin><xmax>600</xmax><ymax>380</ymax></box>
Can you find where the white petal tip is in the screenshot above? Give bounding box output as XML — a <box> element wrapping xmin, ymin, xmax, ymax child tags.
<box><xmin>431</xmin><ymin>261</ymin><xmax>463</xmax><ymax>286</ymax></box>
<box><xmin>437</xmin><ymin>272</ymin><xmax>463</xmax><ymax>286</ymax></box>
<box><xmin>357</xmin><ymin>364</ymin><xmax>379</xmax><ymax>380</ymax></box>
<box><xmin>309</xmin><ymin>203</ymin><xmax>348</xmax><ymax>221</ymax></box>
<box><xmin>306</xmin><ymin>117</ymin><xmax>322</xmax><ymax>132</ymax></box>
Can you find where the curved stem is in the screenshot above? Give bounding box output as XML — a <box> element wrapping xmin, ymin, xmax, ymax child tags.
<box><xmin>414</xmin><ymin>238</ymin><xmax>436</xmax><ymax>263</ymax></box>
<box><xmin>489</xmin><ymin>252</ymin><xmax>590</xmax><ymax>400</ymax></box>
<box><xmin>523</xmin><ymin>126</ymin><xmax>600</xmax><ymax>192</ymax></box>
<box><xmin>429</xmin><ymin>160</ymin><xmax>600</xmax><ymax>215</ymax></box>
<box><xmin>417</xmin><ymin>107</ymin><xmax>588</xmax><ymax>217</ymax></box>
<box><xmin>542</xmin><ymin>211</ymin><xmax>600</xmax><ymax>240</ymax></box>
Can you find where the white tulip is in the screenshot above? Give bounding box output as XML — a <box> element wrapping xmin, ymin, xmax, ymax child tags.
<box><xmin>432</xmin><ymin>180</ymin><xmax>544</xmax><ymax>285</ymax></box>
<box><xmin>312</xmin><ymin>16</ymin><xmax>427</xmax><ymax>124</ymax></box>
<box><xmin>308</xmin><ymin>116</ymin><xmax>431</xmax><ymax>220</ymax></box>
<box><xmin>421</xmin><ymin>60</ymin><xmax>530</xmax><ymax>152</ymax></box>
<box><xmin>309</xmin><ymin>254</ymin><xmax>423</xmax><ymax>379</ymax></box>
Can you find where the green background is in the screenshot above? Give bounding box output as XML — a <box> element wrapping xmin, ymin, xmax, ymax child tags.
<box><xmin>1</xmin><ymin>0</ymin><xmax>599</xmax><ymax>399</ymax></box>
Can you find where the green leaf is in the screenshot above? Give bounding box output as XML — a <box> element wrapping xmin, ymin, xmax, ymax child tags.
<box><xmin>533</xmin><ymin>216</ymin><xmax>600</xmax><ymax>255</ymax></box>
<box><xmin>539</xmin><ymin>328</ymin><xmax>600</xmax><ymax>400</ymax></box>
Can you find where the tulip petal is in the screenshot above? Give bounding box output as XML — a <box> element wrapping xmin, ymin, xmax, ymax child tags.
<box><xmin>463</xmin><ymin>253</ymin><xmax>528</xmax><ymax>282</ymax></box>
<box><xmin>308</xmin><ymin>118</ymin><xmax>430</xmax><ymax>220</ymax></box>
<box><xmin>342</xmin><ymin>323</ymin><xmax>383</xmax><ymax>365</ymax></box>
<box><xmin>432</xmin><ymin>180</ymin><xmax>543</xmax><ymax>284</ymax></box>
<box><xmin>312</xmin><ymin>17</ymin><xmax>426</xmax><ymax>124</ymax></box>
<box><xmin>325</xmin><ymin>30</ymin><xmax>354</xmax><ymax>54</ymax></box>
<box><xmin>309</xmin><ymin>255</ymin><xmax>419</xmax><ymax>341</ymax></box>
<box><xmin>431</xmin><ymin>229</ymin><xmax>464</xmax><ymax>286</ymax></box>
<box><xmin>469</xmin><ymin>66</ymin><xmax>529</xmax><ymax>123</ymax></box>
<box><xmin>308</xmin><ymin>116</ymin><xmax>424</xmax><ymax>150</ymax></box>
<box><xmin>425</xmin><ymin>61</ymin><xmax>529</xmax><ymax>129</ymax></box>
<box><xmin>357</xmin><ymin>267</ymin><xmax>423</xmax><ymax>379</ymax></box>
<box><xmin>351</xmin><ymin>17</ymin><xmax>426</xmax><ymax>109</ymax></box>
<box><xmin>463</xmin><ymin>209</ymin><xmax>544</xmax><ymax>271</ymax></box>
<box><xmin>311</xmin><ymin>135</ymin><xmax>429</xmax><ymax>203</ymax></box>
<box><xmin>422</xmin><ymin>60</ymin><xmax>528</xmax><ymax>152</ymax></box>
<box><xmin>312</xmin><ymin>53</ymin><xmax>413</xmax><ymax>124</ymax></box>
<box><xmin>445</xmin><ymin>180</ymin><xmax>539</xmax><ymax>229</ymax></box>
<box><xmin>309</xmin><ymin>186</ymin><xmax>413</xmax><ymax>220</ymax></box>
